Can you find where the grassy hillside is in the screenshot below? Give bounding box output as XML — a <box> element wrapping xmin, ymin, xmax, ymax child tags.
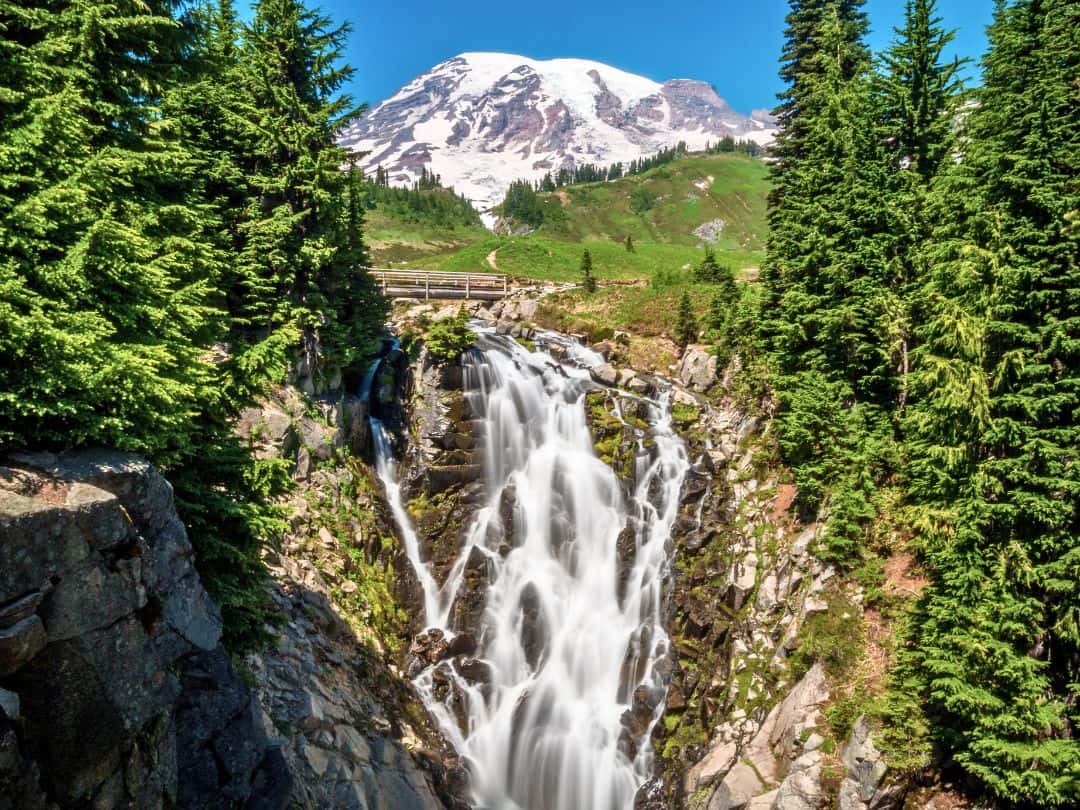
<box><xmin>366</xmin><ymin>152</ymin><xmax>770</xmax><ymax>271</ymax></box>
<box><xmin>529</xmin><ymin>153</ymin><xmax>769</xmax><ymax>251</ymax></box>
<box><xmin>405</xmin><ymin>235</ymin><xmax>758</xmax><ymax>283</ymax></box>
<box><xmin>365</xmin><ymin>210</ymin><xmax>488</xmax><ymax>265</ymax></box>
<box><xmin>371</xmin><ymin>152</ymin><xmax>770</xmax><ymax>356</ymax></box>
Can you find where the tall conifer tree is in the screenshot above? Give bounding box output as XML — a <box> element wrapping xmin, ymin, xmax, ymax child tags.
<box><xmin>900</xmin><ymin>0</ymin><xmax>1080</xmax><ymax>801</ymax></box>
<box><xmin>0</xmin><ymin>0</ymin><xmax>219</xmax><ymax>458</ymax></box>
<box><xmin>760</xmin><ymin>2</ymin><xmax>894</xmax><ymax>559</ymax></box>
<box><xmin>233</xmin><ymin>0</ymin><xmax>385</xmax><ymax>380</ymax></box>
<box><xmin>878</xmin><ymin>0</ymin><xmax>964</xmax><ymax>407</ymax></box>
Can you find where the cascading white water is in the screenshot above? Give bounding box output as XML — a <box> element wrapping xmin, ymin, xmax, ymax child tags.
<box><xmin>372</xmin><ymin>332</ymin><xmax>689</xmax><ymax>810</ymax></box>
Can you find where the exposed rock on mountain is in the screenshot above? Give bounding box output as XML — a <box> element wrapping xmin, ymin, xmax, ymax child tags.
<box><xmin>0</xmin><ymin>450</ymin><xmax>288</xmax><ymax>809</ymax></box>
<box><xmin>340</xmin><ymin>52</ymin><xmax>776</xmax><ymax>212</ymax></box>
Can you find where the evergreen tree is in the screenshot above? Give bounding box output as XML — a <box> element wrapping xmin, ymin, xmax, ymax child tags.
<box><xmin>877</xmin><ymin>0</ymin><xmax>964</xmax><ymax>408</ymax></box>
<box><xmin>880</xmin><ymin>0</ymin><xmax>963</xmax><ymax>183</ymax></box>
<box><xmin>675</xmin><ymin>292</ymin><xmax>698</xmax><ymax>348</ymax></box>
<box><xmin>502</xmin><ymin>179</ymin><xmax>544</xmax><ymax>227</ymax></box>
<box><xmin>231</xmin><ymin>0</ymin><xmax>385</xmax><ymax>378</ymax></box>
<box><xmin>760</xmin><ymin>2</ymin><xmax>893</xmax><ymax>559</ymax></box>
<box><xmin>0</xmin><ymin>0</ymin><xmax>219</xmax><ymax>458</ymax></box>
<box><xmin>625</xmin><ymin>234</ymin><xmax>634</xmax><ymax>253</ymax></box>
<box><xmin>898</xmin><ymin>0</ymin><xmax>1080</xmax><ymax>801</ymax></box>
<box><xmin>581</xmin><ymin>249</ymin><xmax>597</xmax><ymax>293</ymax></box>
<box><xmin>762</xmin><ymin>0</ymin><xmax>869</xmax><ymax>323</ymax></box>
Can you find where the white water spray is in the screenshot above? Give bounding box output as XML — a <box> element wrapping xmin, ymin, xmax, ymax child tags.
<box><xmin>373</xmin><ymin>332</ymin><xmax>689</xmax><ymax>810</ymax></box>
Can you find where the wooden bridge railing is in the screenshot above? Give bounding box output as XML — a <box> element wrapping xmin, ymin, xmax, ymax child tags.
<box><xmin>370</xmin><ymin>269</ymin><xmax>509</xmax><ymax>301</ymax></box>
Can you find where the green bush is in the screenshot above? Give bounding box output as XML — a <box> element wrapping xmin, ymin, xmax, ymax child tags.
<box><xmin>424</xmin><ymin>308</ymin><xmax>475</xmax><ymax>362</ymax></box>
<box><xmin>788</xmin><ymin>591</ymin><xmax>864</xmax><ymax>681</ymax></box>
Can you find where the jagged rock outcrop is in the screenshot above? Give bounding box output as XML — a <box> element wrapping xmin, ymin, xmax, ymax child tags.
<box><xmin>247</xmin><ymin>551</ymin><xmax>456</xmax><ymax>810</ymax></box>
<box><xmin>838</xmin><ymin>717</ymin><xmax>895</xmax><ymax>810</ymax></box>
<box><xmin>398</xmin><ymin>345</ymin><xmax>485</xmax><ymax>612</ymax></box>
<box><xmin>0</xmin><ymin>450</ymin><xmax>288</xmax><ymax>809</ymax></box>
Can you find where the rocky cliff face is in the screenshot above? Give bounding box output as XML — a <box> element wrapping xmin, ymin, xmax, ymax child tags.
<box><xmin>234</xmin><ymin>380</ymin><xmax>466</xmax><ymax>810</ymax></box>
<box><xmin>0</xmin><ymin>450</ymin><xmax>288</xmax><ymax>809</ymax></box>
<box><xmin>0</xmin><ymin>374</ymin><xmax>463</xmax><ymax>809</ymax></box>
<box><xmin>340</xmin><ymin>52</ymin><xmax>776</xmax><ymax>212</ymax></box>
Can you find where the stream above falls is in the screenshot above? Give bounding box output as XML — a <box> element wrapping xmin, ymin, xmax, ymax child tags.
<box><xmin>372</xmin><ymin>330</ymin><xmax>690</xmax><ymax>810</ymax></box>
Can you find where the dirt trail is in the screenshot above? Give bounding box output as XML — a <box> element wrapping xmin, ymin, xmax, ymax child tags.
<box><xmin>486</xmin><ymin>248</ymin><xmax>499</xmax><ymax>270</ymax></box>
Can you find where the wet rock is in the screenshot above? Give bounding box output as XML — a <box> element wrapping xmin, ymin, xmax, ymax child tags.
<box><xmin>619</xmin><ymin>684</ymin><xmax>661</xmax><ymax>761</ymax></box>
<box><xmin>408</xmin><ymin>629</ymin><xmax>451</xmax><ymax>677</ymax></box>
<box><xmin>680</xmin><ymin>470</ymin><xmax>710</xmax><ymax>504</ymax></box>
<box><xmin>517</xmin><ymin>583</ymin><xmax>548</xmax><ymax>670</ymax></box>
<box><xmin>445</xmin><ymin>632</ymin><xmax>477</xmax><ymax>659</ymax></box>
<box><xmin>593</xmin><ymin>340</ymin><xmax>617</xmax><ymax>359</ymax></box>
<box><xmin>498</xmin><ymin>484</ymin><xmax>518</xmax><ymax>537</ymax></box>
<box><xmin>615</xmin><ymin>521</ymin><xmax>639</xmax><ymax>601</ymax></box>
<box><xmin>430</xmin><ymin>663</ymin><xmax>471</xmax><ymax>735</ymax></box>
<box><xmin>455</xmin><ymin>658</ymin><xmax>493</xmax><ymax>688</ymax></box>
<box><xmin>590</xmin><ymin>363</ymin><xmax>619</xmax><ymax>386</ymax></box>
<box><xmin>449</xmin><ymin>546</ymin><xmax>491</xmax><ymax>634</ymax></box>
<box><xmin>438</xmin><ymin>362</ymin><xmax>465</xmax><ymax>391</ymax></box>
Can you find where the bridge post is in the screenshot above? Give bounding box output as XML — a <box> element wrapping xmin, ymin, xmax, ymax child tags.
<box><xmin>502</xmin><ymin>276</ymin><xmax>507</xmax><ymax>297</ymax></box>
<box><xmin>425</xmin><ymin>275</ymin><xmax>430</xmax><ymax>301</ymax></box>
<box><xmin>466</xmin><ymin>275</ymin><xmax>471</xmax><ymax>299</ymax></box>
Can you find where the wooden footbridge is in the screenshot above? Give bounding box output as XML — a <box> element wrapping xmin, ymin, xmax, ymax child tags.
<box><xmin>371</xmin><ymin>269</ymin><xmax>508</xmax><ymax>301</ymax></box>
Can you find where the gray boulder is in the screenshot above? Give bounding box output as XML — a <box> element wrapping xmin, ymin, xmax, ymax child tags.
<box><xmin>590</xmin><ymin>363</ymin><xmax>619</xmax><ymax>386</ymax></box>
<box><xmin>679</xmin><ymin>345</ymin><xmax>719</xmax><ymax>392</ymax></box>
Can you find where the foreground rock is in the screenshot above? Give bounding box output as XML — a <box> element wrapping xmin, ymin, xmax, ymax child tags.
<box><xmin>0</xmin><ymin>450</ymin><xmax>287</xmax><ymax>809</ymax></box>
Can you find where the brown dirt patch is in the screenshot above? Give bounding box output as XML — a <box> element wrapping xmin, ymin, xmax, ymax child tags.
<box><xmin>860</xmin><ymin>607</ymin><xmax>894</xmax><ymax>694</ymax></box>
<box><xmin>625</xmin><ymin>336</ymin><xmax>678</xmax><ymax>375</ymax></box>
<box><xmin>556</xmin><ymin>190</ymin><xmax>570</xmax><ymax>207</ymax></box>
<box><xmin>883</xmin><ymin>551</ymin><xmax>930</xmax><ymax>599</ymax></box>
<box><xmin>772</xmin><ymin>483</ymin><xmax>796</xmax><ymax>519</ymax></box>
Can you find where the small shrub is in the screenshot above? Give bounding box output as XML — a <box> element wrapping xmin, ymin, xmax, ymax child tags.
<box><xmin>424</xmin><ymin>308</ymin><xmax>475</xmax><ymax>362</ymax></box>
<box><xmin>651</xmin><ymin>268</ymin><xmax>681</xmax><ymax>289</ymax></box>
<box><xmin>788</xmin><ymin>591</ymin><xmax>864</xmax><ymax>681</ymax></box>
<box><xmin>581</xmin><ymin>249</ymin><xmax>597</xmax><ymax>293</ymax></box>
<box><xmin>675</xmin><ymin>292</ymin><xmax>698</xmax><ymax>348</ymax></box>
<box><xmin>629</xmin><ymin>187</ymin><xmax>657</xmax><ymax>214</ymax></box>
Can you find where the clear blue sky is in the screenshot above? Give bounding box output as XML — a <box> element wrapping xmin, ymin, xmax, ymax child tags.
<box><xmin>309</xmin><ymin>0</ymin><xmax>995</xmax><ymax>113</ymax></box>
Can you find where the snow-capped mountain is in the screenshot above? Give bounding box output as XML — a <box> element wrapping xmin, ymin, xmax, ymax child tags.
<box><xmin>339</xmin><ymin>52</ymin><xmax>775</xmax><ymax>214</ymax></box>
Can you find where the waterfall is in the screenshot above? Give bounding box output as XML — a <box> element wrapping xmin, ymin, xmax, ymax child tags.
<box><xmin>372</xmin><ymin>332</ymin><xmax>689</xmax><ymax>810</ymax></box>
